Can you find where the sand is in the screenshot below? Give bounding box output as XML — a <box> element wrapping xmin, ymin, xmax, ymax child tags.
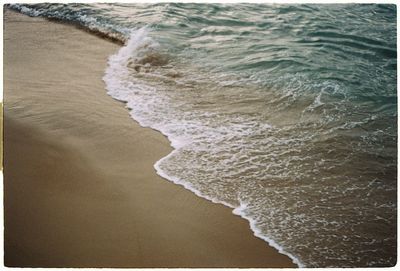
<box><xmin>3</xmin><ymin>9</ymin><xmax>296</xmax><ymax>268</ymax></box>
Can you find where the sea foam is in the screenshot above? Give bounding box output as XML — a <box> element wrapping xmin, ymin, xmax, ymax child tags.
<box><xmin>12</xmin><ymin>3</ymin><xmax>396</xmax><ymax>267</ymax></box>
<box><xmin>103</xmin><ymin>27</ymin><xmax>302</xmax><ymax>268</ymax></box>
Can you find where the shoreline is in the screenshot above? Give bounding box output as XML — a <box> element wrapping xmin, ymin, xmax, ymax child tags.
<box><xmin>4</xmin><ymin>9</ymin><xmax>296</xmax><ymax>268</ymax></box>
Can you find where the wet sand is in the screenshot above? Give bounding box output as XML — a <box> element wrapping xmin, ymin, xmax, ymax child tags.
<box><xmin>3</xmin><ymin>9</ymin><xmax>296</xmax><ymax>268</ymax></box>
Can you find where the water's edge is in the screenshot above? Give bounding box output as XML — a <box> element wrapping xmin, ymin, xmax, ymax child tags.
<box><xmin>7</xmin><ymin>6</ymin><xmax>302</xmax><ymax>266</ymax></box>
<box><xmin>128</xmin><ymin>103</ymin><xmax>302</xmax><ymax>268</ymax></box>
<box><xmin>155</xmin><ymin>149</ymin><xmax>303</xmax><ymax>268</ymax></box>
<box><xmin>102</xmin><ymin>59</ymin><xmax>302</xmax><ymax>267</ymax></box>
<box><xmin>9</xmin><ymin>3</ymin><xmax>397</xmax><ymax>267</ymax></box>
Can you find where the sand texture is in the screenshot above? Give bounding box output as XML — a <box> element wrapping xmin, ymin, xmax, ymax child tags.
<box><xmin>3</xmin><ymin>10</ymin><xmax>296</xmax><ymax>268</ymax></box>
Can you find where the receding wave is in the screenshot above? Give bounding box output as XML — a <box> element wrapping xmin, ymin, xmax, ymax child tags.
<box><xmin>11</xmin><ymin>3</ymin><xmax>397</xmax><ymax>268</ymax></box>
<box><xmin>103</xmin><ymin>24</ymin><xmax>396</xmax><ymax>267</ymax></box>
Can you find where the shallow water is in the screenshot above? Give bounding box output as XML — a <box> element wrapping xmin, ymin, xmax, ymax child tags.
<box><xmin>10</xmin><ymin>3</ymin><xmax>397</xmax><ymax>267</ymax></box>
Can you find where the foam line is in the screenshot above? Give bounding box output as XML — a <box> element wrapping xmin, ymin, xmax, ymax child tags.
<box><xmin>103</xmin><ymin>27</ymin><xmax>302</xmax><ymax>268</ymax></box>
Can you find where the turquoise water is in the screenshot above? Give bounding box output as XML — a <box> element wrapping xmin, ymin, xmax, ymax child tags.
<box><xmin>10</xmin><ymin>3</ymin><xmax>397</xmax><ymax>267</ymax></box>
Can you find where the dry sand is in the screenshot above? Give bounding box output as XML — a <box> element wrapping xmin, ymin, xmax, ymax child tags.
<box><xmin>3</xmin><ymin>9</ymin><xmax>296</xmax><ymax>268</ymax></box>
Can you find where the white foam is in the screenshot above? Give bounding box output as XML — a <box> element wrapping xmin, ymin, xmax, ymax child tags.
<box><xmin>103</xmin><ymin>27</ymin><xmax>302</xmax><ymax>268</ymax></box>
<box><xmin>154</xmin><ymin>153</ymin><xmax>304</xmax><ymax>269</ymax></box>
<box><xmin>232</xmin><ymin>202</ymin><xmax>304</xmax><ymax>268</ymax></box>
<box><xmin>11</xmin><ymin>4</ymin><xmax>42</xmax><ymax>16</ymax></box>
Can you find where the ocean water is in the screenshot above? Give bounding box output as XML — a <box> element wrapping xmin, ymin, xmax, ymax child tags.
<box><xmin>10</xmin><ymin>3</ymin><xmax>397</xmax><ymax>267</ymax></box>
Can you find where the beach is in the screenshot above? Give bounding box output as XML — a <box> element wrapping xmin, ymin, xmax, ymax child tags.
<box><xmin>3</xmin><ymin>9</ymin><xmax>296</xmax><ymax>268</ymax></box>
